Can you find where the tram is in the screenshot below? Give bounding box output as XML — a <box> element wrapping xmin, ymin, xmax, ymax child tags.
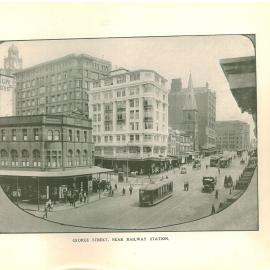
<box><xmin>210</xmin><ymin>154</ymin><xmax>222</xmax><ymax>167</ymax></box>
<box><xmin>139</xmin><ymin>180</ymin><xmax>173</xmax><ymax>206</ymax></box>
<box><xmin>219</xmin><ymin>155</ymin><xmax>233</xmax><ymax>168</ymax></box>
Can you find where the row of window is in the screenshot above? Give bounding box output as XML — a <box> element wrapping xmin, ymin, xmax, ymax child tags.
<box><xmin>91</xmin><ymin>87</ymin><xmax>166</xmax><ymax>102</ymax></box>
<box><xmin>93</xmin><ymin>134</ymin><xmax>168</xmax><ymax>144</ymax></box>
<box><xmin>0</xmin><ymin>129</ymin><xmax>89</xmax><ymax>142</ymax></box>
<box><xmin>0</xmin><ymin>149</ymin><xmax>90</xmax><ymax>168</ymax></box>
<box><xmin>95</xmin><ymin>146</ymin><xmax>167</xmax><ymax>155</ymax></box>
<box><xmin>17</xmin><ymin>60</ymin><xmax>109</xmax><ymax>83</ymax></box>
<box><xmin>17</xmin><ymin>102</ymin><xmax>88</xmax><ymax>116</ymax></box>
<box><xmin>92</xmin><ymin>72</ymin><xmax>166</xmax><ymax>89</ymax></box>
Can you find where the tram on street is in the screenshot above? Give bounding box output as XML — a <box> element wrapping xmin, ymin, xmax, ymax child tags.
<box><xmin>219</xmin><ymin>155</ymin><xmax>233</xmax><ymax>168</ymax></box>
<box><xmin>210</xmin><ymin>154</ymin><xmax>223</xmax><ymax>167</ymax></box>
<box><xmin>139</xmin><ymin>180</ymin><xmax>173</xmax><ymax>206</ymax></box>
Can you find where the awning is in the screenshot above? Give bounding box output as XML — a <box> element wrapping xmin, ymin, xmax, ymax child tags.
<box><xmin>0</xmin><ymin>166</ymin><xmax>113</xmax><ymax>179</ymax></box>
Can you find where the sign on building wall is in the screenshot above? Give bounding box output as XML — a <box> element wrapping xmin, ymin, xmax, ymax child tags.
<box><xmin>0</xmin><ymin>74</ymin><xmax>15</xmax><ymax>116</ymax></box>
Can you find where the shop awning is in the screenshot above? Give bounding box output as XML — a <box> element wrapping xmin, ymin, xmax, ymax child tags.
<box><xmin>0</xmin><ymin>166</ymin><xmax>113</xmax><ymax>179</ymax></box>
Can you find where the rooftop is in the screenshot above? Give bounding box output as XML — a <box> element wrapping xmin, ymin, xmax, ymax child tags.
<box><xmin>14</xmin><ymin>53</ymin><xmax>111</xmax><ymax>75</ymax></box>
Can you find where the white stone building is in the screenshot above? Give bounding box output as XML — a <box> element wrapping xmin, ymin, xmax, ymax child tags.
<box><xmin>88</xmin><ymin>68</ymin><xmax>169</xmax><ymax>173</ymax></box>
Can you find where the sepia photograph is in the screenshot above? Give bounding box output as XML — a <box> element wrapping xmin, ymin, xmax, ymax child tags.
<box><xmin>0</xmin><ymin>35</ymin><xmax>257</xmax><ymax>233</ymax></box>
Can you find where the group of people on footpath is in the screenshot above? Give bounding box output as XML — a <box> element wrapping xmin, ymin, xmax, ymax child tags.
<box><xmin>122</xmin><ymin>185</ymin><xmax>133</xmax><ymax>196</ymax></box>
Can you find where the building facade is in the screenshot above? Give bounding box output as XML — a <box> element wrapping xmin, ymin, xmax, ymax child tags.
<box><xmin>216</xmin><ymin>120</ymin><xmax>250</xmax><ymax>152</ymax></box>
<box><xmin>167</xmin><ymin>127</ymin><xmax>194</xmax><ymax>166</ymax></box>
<box><xmin>14</xmin><ymin>54</ymin><xmax>111</xmax><ymax>117</ymax></box>
<box><xmin>0</xmin><ymin>73</ymin><xmax>16</xmax><ymax>116</ymax></box>
<box><xmin>0</xmin><ymin>114</ymin><xmax>98</xmax><ymax>202</ymax></box>
<box><xmin>89</xmin><ymin>68</ymin><xmax>169</xmax><ymax>174</ymax></box>
<box><xmin>169</xmin><ymin>76</ymin><xmax>216</xmax><ymax>155</ymax></box>
<box><xmin>0</xmin><ymin>114</ymin><xmax>93</xmax><ymax>170</ymax></box>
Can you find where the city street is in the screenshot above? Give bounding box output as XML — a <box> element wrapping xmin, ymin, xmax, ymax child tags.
<box><xmin>39</xmin><ymin>155</ymin><xmax>247</xmax><ymax>230</ymax></box>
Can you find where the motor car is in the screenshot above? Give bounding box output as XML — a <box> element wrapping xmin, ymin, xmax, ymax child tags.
<box><xmin>202</xmin><ymin>176</ymin><xmax>217</xmax><ymax>192</ymax></box>
<box><xmin>180</xmin><ymin>166</ymin><xmax>187</xmax><ymax>174</ymax></box>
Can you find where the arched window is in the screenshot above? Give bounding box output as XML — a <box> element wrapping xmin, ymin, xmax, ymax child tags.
<box><xmin>48</xmin><ymin>130</ymin><xmax>53</xmax><ymax>141</ymax></box>
<box><xmin>0</xmin><ymin>149</ymin><xmax>8</xmax><ymax>166</ymax></box>
<box><xmin>67</xmin><ymin>150</ymin><xmax>73</xmax><ymax>167</ymax></box>
<box><xmin>54</xmin><ymin>130</ymin><xmax>60</xmax><ymax>141</ymax></box>
<box><xmin>75</xmin><ymin>149</ymin><xmax>81</xmax><ymax>166</ymax></box>
<box><xmin>33</xmin><ymin>149</ymin><xmax>41</xmax><ymax>167</ymax></box>
<box><xmin>82</xmin><ymin>150</ymin><xmax>88</xmax><ymax>165</ymax></box>
<box><xmin>22</xmin><ymin>149</ymin><xmax>30</xmax><ymax>167</ymax></box>
<box><xmin>11</xmin><ymin>149</ymin><xmax>18</xmax><ymax>167</ymax></box>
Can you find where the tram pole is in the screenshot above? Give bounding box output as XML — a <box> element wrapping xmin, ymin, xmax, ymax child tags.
<box><xmin>37</xmin><ymin>177</ymin><xmax>40</xmax><ymax>211</ymax></box>
<box><xmin>16</xmin><ymin>176</ymin><xmax>19</xmax><ymax>206</ymax></box>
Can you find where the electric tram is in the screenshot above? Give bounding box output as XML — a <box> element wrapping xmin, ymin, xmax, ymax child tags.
<box><xmin>139</xmin><ymin>180</ymin><xmax>173</xmax><ymax>206</ymax></box>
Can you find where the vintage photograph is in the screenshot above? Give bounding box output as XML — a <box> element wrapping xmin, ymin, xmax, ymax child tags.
<box><xmin>0</xmin><ymin>35</ymin><xmax>257</xmax><ymax>233</ymax></box>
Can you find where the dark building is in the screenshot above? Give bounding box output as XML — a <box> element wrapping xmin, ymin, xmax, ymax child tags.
<box><xmin>220</xmin><ymin>56</ymin><xmax>256</xmax><ymax>137</ymax></box>
<box><xmin>169</xmin><ymin>75</ymin><xmax>216</xmax><ymax>155</ymax></box>
<box><xmin>14</xmin><ymin>54</ymin><xmax>111</xmax><ymax>117</ymax></box>
<box><xmin>0</xmin><ymin>114</ymin><xmax>111</xmax><ymax>203</ymax></box>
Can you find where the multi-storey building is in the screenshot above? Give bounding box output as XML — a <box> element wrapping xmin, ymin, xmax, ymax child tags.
<box><xmin>169</xmin><ymin>75</ymin><xmax>216</xmax><ymax>155</ymax></box>
<box><xmin>14</xmin><ymin>54</ymin><xmax>111</xmax><ymax>117</ymax></box>
<box><xmin>216</xmin><ymin>120</ymin><xmax>250</xmax><ymax>152</ymax></box>
<box><xmin>0</xmin><ymin>114</ymin><xmax>110</xmax><ymax>203</ymax></box>
<box><xmin>167</xmin><ymin>127</ymin><xmax>194</xmax><ymax>166</ymax></box>
<box><xmin>89</xmin><ymin>68</ymin><xmax>169</xmax><ymax>174</ymax></box>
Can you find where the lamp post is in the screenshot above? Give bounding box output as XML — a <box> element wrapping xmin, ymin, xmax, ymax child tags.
<box><xmin>126</xmin><ymin>142</ymin><xmax>129</xmax><ymax>183</ymax></box>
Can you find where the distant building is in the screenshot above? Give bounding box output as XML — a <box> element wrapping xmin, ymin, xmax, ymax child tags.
<box><xmin>167</xmin><ymin>127</ymin><xmax>194</xmax><ymax>166</ymax></box>
<box><xmin>0</xmin><ymin>73</ymin><xmax>16</xmax><ymax>116</ymax></box>
<box><xmin>169</xmin><ymin>75</ymin><xmax>216</xmax><ymax>155</ymax></box>
<box><xmin>0</xmin><ymin>114</ymin><xmax>112</xmax><ymax>203</ymax></box>
<box><xmin>14</xmin><ymin>54</ymin><xmax>111</xmax><ymax>117</ymax></box>
<box><xmin>89</xmin><ymin>68</ymin><xmax>169</xmax><ymax>174</ymax></box>
<box><xmin>216</xmin><ymin>120</ymin><xmax>250</xmax><ymax>152</ymax></box>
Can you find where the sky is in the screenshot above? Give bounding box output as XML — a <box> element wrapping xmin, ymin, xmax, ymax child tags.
<box><xmin>0</xmin><ymin>35</ymin><xmax>255</xmax><ymax>138</ymax></box>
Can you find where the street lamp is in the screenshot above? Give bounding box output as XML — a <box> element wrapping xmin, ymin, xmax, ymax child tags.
<box><xmin>126</xmin><ymin>142</ymin><xmax>129</xmax><ymax>183</ymax></box>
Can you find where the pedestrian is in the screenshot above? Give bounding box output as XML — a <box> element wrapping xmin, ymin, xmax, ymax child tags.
<box><xmin>215</xmin><ymin>189</ymin><xmax>219</xmax><ymax>199</ymax></box>
<box><xmin>83</xmin><ymin>191</ymin><xmax>87</xmax><ymax>203</ymax></box>
<box><xmin>79</xmin><ymin>192</ymin><xmax>83</xmax><ymax>203</ymax></box>
<box><xmin>111</xmin><ymin>190</ymin><xmax>114</xmax><ymax>197</ymax></box>
<box><xmin>211</xmin><ymin>204</ymin><xmax>215</xmax><ymax>214</ymax></box>
<box><xmin>43</xmin><ymin>206</ymin><xmax>48</xmax><ymax>219</ymax></box>
<box><xmin>72</xmin><ymin>193</ymin><xmax>76</xmax><ymax>207</ymax></box>
<box><xmin>186</xmin><ymin>181</ymin><xmax>189</xmax><ymax>191</ymax></box>
<box><xmin>122</xmin><ymin>187</ymin><xmax>126</xmax><ymax>196</ymax></box>
<box><xmin>46</xmin><ymin>199</ymin><xmax>52</xmax><ymax>211</ymax></box>
<box><xmin>184</xmin><ymin>180</ymin><xmax>189</xmax><ymax>191</ymax></box>
<box><xmin>218</xmin><ymin>167</ymin><xmax>220</xmax><ymax>174</ymax></box>
<box><xmin>129</xmin><ymin>185</ymin><xmax>133</xmax><ymax>195</ymax></box>
<box><xmin>114</xmin><ymin>183</ymin><xmax>118</xmax><ymax>190</ymax></box>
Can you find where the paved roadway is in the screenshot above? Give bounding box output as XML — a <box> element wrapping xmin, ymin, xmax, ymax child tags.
<box><xmin>43</xmin><ymin>155</ymin><xmax>247</xmax><ymax>230</ymax></box>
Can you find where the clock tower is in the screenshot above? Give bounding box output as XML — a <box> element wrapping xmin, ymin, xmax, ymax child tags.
<box><xmin>4</xmin><ymin>44</ymin><xmax>23</xmax><ymax>75</ymax></box>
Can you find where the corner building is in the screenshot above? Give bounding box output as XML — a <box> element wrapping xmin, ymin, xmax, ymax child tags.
<box><xmin>14</xmin><ymin>54</ymin><xmax>111</xmax><ymax>117</ymax></box>
<box><xmin>89</xmin><ymin>68</ymin><xmax>169</xmax><ymax>174</ymax></box>
<box><xmin>0</xmin><ymin>114</ymin><xmax>111</xmax><ymax>202</ymax></box>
